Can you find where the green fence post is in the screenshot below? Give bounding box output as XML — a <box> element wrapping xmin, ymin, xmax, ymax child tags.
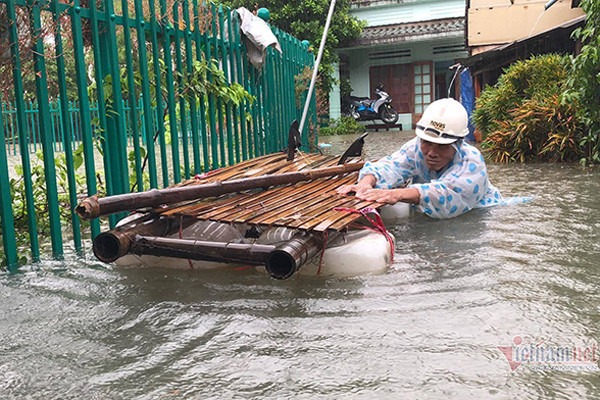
<box><xmin>159</xmin><ymin>0</ymin><xmax>182</xmax><ymax>183</ymax></box>
<box><xmin>71</xmin><ymin>0</ymin><xmax>101</xmax><ymax>239</ymax></box>
<box><xmin>51</xmin><ymin>0</ymin><xmax>82</xmax><ymax>253</ymax></box>
<box><xmin>263</xmin><ymin>54</ymin><xmax>276</xmax><ymax>153</ymax></box>
<box><xmin>121</xmin><ymin>0</ymin><xmax>144</xmax><ymax>192</ymax></box>
<box><xmin>230</xmin><ymin>10</ymin><xmax>248</xmax><ymax>162</ymax></box>
<box><xmin>203</xmin><ymin>4</ymin><xmax>219</xmax><ymax>171</ymax></box>
<box><xmin>226</xmin><ymin>7</ymin><xmax>241</xmax><ymax>164</ymax></box>
<box><xmin>5</xmin><ymin>0</ymin><xmax>39</xmax><ymax>261</ymax></box>
<box><xmin>191</xmin><ymin>0</ymin><xmax>211</xmax><ymax>173</ymax></box>
<box><xmin>211</xmin><ymin>2</ymin><xmax>225</xmax><ymax>168</ymax></box>
<box><xmin>87</xmin><ymin>0</ymin><xmax>118</xmax><ymax>228</ymax></box>
<box><xmin>218</xmin><ymin>5</ymin><xmax>234</xmax><ymax>166</ymax></box>
<box><xmin>182</xmin><ymin>0</ymin><xmax>202</xmax><ymax>174</ymax></box>
<box><xmin>133</xmin><ymin>0</ymin><xmax>158</xmax><ymax>189</ymax></box>
<box><xmin>148</xmin><ymin>0</ymin><xmax>169</xmax><ymax>187</ymax></box>
<box><xmin>173</xmin><ymin>0</ymin><xmax>191</xmax><ymax>179</ymax></box>
<box><xmin>29</xmin><ymin>0</ymin><xmax>64</xmax><ymax>259</ymax></box>
<box><xmin>249</xmin><ymin>68</ymin><xmax>261</xmax><ymax>157</ymax></box>
<box><xmin>99</xmin><ymin>0</ymin><xmax>129</xmax><ymax>200</ymax></box>
<box><xmin>0</xmin><ymin>107</ymin><xmax>18</xmax><ymax>270</ymax></box>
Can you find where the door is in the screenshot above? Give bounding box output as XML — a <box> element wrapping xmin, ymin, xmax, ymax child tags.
<box><xmin>369</xmin><ymin>64</ymin><xmax>412</xmax><ymax>115</ymax></box>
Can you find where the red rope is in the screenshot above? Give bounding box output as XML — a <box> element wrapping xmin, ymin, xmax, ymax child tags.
<box><xmin>333</xmin><ymin>207</ymin><xmax>395</xmax><ymax>263</ymax></box>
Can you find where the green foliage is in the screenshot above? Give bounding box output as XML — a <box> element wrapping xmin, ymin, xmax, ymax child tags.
<box><xmin>182</xmin><ymin>58</ymin><xmax>255</xmax><ymax>106</ymax></box>
<box><xmin>474</xmin><ymin>54</ymin><xmax>587</xmax><ymax>162</ymax></box>
<box><xmin>5</xmin><ymin>146</ymin><xmax>103</xmax><ymax>260</ymax></box>
<box><xmin>339</xmin><ymin>77</ymin><xmax>353</xmax><ymax>98</ymax></box>
<box><xmin>221</xmin><ymin>0</ymin><xmax>365</xmax><ymax>93</ymax></box>
<box><xmin>473</xmin><ymin>54</ymin><xmax>570</xmax><ymax>137</ymax></box>
<box><xmin>481</xmin><ymin>95</ymin><xmax>584</xmax><ymax>163</ymax></box>
<box><xmin>563</xmin><ymin>0</ymin><xmax>600</xmax><ymax>165</ymax></box>
<box><xmin>477</xmin><ymin>1</ymin><xmax>600</xmax><ymax>165</ymax></box>
<box><xmin>319</xmin><ymin>115</ymin><xmax>364</xmax><ymax>136</ymax></box>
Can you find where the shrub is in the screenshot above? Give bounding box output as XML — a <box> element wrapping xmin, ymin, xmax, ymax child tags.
<box><xmin>563</xmin><ymin>0</ymin><xmax>600</xmax><ymax>165</ymax></box>
<box><xmin>475</xmin><ymin>53</ymin><xmax>585</xmax><ymax>162</ymax></box>
<box><xmin>319</xmin><ymin>115</ymin><xmax>364</xmax><ymax>136</ymax></box>
<box><xmin>473</xmin><ymin>54</ymin><xmax>570</xmax><ymax>137</ymax></box>
<box><xmin>482</xmin><ymin>95</ymin><xmax>584</xmax><ymax>162</ymax></box>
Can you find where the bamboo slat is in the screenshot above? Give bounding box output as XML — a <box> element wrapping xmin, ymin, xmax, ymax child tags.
<box><xmin>155</xmin><ymin>153</ymin><xmax>383</xmax><ymax>232</ymax></box>
<box><xmin>228</xmin><ymin>176</ymin><xmax>354</xmax><ymax>223</ymax></box>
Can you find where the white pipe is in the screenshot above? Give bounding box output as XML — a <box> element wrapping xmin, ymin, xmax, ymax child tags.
<box><xmin>298</xmin><ymin>0</ymin><xmax>337</xmax><ymax>135</ymax></box>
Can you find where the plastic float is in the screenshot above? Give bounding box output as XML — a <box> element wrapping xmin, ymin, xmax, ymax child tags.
<box><xmin>106</xmin><ymin>208</ymin><xmax>407</xmax><ymax>278</ymax></box>
<box><xmin>78</xmin><ymin>132</ymin><xmax>410</xmax><ymax>279</ymax></box>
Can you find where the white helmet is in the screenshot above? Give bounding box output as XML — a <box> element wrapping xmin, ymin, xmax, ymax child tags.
<box><xmin>415</xmin><ymin>98</ymin><xmax>469</xmax><ymax>145</ymax></box>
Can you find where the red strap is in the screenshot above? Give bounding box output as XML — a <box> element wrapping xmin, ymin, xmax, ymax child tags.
<box><xmin>333</xmin><ymin>207</ymin><xmax>395</xmax><ymax>263</ymax></box>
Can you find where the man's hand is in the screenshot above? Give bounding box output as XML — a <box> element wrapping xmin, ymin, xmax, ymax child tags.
<box><xmin>356</xmin><ymin>188</ymin><xmax>401</xmax><ymax>204</ymax></box>
<box><xmin>336</xmin><ymin>183</ymin><xmax>371</xmax><ymax>196</ymax></box>
<box><xmin>340</xmin><ymin>186</ymin><xmax>420</xmax><ymax>205</ymax></box>
<box><xmin>336</xmin><ymin>174</ymin><xmax>377</xmax><ymax>196</ymax></box>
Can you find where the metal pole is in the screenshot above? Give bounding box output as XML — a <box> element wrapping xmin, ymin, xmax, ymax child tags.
<box><xmin>545</xmin><ymin>0</ymin><xmax>559</xmax><ymax>11</ymax></box>
<box><xmin>298</xmin><ymin>0</ymin><xmax>337</xmax><ymax>135</ymax></box>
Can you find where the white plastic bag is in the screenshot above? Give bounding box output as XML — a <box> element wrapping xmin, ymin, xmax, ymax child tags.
<box><xmin>235</xmin><ymin>7</ymin><xmax>282</xmax><ymax>70</ymax></box>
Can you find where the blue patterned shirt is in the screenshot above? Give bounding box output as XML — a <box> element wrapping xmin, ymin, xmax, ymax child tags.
<box><xmin>359</xmin><ymin>137</ymin><xmax>503</xmax><ymax>219</ymax></box>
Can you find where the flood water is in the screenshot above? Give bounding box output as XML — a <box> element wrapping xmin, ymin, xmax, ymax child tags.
<box><xmin>2</xmin><ymin>131</ymin><xmax>600</xmax><ymax>399</ymax></box>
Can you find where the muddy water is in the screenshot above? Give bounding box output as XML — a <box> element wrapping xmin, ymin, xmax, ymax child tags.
<box><xmin>1</xmin><ymin>131</ymin><xmax>600</xmax><ymax>399</ymax></box>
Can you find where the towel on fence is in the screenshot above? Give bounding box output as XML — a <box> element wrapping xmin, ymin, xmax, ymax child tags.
<box><xmin>235</xmin><ymin>7</ymin><xmax>282</xmax><ymax>70</ymax></box>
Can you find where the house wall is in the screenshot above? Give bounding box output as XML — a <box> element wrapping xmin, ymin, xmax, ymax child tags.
<box><xmin>352</xmin><ymin>0</ymin><xmax>466</xmax><ymax>26</ymax></box>
<box><xmin>468</xmin><ymin>0</ymin><xmax>585</xmax><ymax>50</ymax></box>
<box><xmin>331</xmin><ymin>0</ymin><xmax>468</xmax><ymax>125</ymax></box>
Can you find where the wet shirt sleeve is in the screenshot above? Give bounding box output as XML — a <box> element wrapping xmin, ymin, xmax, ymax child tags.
<box><xmin>358</xmin><ymin>139</ymin><xmax>419</xmax><ymax>189</ymax></box>
<box><xmin>409</xmin><ymin>145</ymin><xmax>502</xmax><ymax>218</ymax></box>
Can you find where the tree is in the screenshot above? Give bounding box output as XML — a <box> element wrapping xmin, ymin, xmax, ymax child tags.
<box><xmin>221</xmin><ymin>0</ymin><xmax>365</xmax><ymax>95</ymax></box>
<box><xmin>564</xmin><ymin>0</ymin><xmax>600</xmax><ymax>165</ymax></box>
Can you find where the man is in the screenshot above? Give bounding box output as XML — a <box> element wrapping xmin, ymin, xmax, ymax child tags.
<box><xmin>336</xmin><ymin>98</ymin><xmax>503</xmax><ymax>219</ymax></box>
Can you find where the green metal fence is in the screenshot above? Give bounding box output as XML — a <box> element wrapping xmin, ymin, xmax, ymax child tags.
<box><xmin>2</xmin><ymin>100</ymin><xmax>160</xmax><ymax>155</ymax></box>
<box><xmin>0</xmin><ymin>0</ymin><xmax>318</xmax><ymax>270</ymax></box>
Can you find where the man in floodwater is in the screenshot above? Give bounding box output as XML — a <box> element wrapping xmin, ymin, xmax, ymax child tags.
<box><xmin>337</xmin><ymin>98</ymin><xmax>503</xmax><ymax>219</ymax></box>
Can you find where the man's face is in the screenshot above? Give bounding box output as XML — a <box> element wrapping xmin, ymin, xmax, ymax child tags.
<box><xmin>420</xmin><ymin>140</ymin><xmax>456</xmax><ymax>171</ymax></box>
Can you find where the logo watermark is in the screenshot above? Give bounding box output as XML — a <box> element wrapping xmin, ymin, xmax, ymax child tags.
<box><xmin>497</xmin><ymin>336</ymin><xmax>599</xmax><ymax>372</ymax></box>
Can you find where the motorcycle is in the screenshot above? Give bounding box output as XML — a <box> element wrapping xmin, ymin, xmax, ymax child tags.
<box><xmin>342</xmin><ymin>85</ymin><xmax>399</xmax><ymax>125</ymax></box>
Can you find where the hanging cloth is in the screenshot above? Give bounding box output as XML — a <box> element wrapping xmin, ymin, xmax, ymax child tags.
<box><xmin>460</xmin><ymin>67</ymin><xmax>476</xmax><ymax>142</ymax></box>
<box><xmin>235</xmin><ymin>7</ymin><xmax>282</xmax><ymax>70</ymax></box>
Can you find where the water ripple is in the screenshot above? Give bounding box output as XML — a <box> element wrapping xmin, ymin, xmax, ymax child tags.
<box><xmin>2</xmin><ymin>161</ymin><xmax>600</xmax><ymax>399</ymax></box>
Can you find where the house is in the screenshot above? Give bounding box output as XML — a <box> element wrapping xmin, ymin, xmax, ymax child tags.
<box><xmin>331</xmin><ymin>0</ymin><xmax>469</xmax><ymax>129</ymax></box>
<box><xmin>463</xmin><ymin>0</ymin><xmax>585</xmax><ymax>96</ymax></box>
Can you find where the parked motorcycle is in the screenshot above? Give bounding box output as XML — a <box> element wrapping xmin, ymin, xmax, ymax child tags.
<box><xmin>342</xmin><ymin>85</ymin><xmax>399</xmax><ymax>125</ymax></box>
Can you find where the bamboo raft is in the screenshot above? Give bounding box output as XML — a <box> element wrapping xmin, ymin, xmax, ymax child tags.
<box><xmin>152</xmin><ymin>152</ymin><xmax>379</xmax><ymax>232</ymax></box>
<box><xmin>79</xmin><ymin>134</ymin><xmax>400</xmax><ymax>279</ymax></box>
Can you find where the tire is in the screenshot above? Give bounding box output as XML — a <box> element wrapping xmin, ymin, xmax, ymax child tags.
<box><xmin>341</xmin><ymin>103</ymin><xmax>352</xmax><ymax>117</ymax></box>
<box><xmin>380</xmin><ymin>105</ymin><xmax>399</xmax><ymax>125</ymax></box>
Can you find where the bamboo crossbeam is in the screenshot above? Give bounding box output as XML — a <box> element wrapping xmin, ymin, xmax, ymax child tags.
<box><xmin>76</xmin><ymin>162</ymin><xmax>364</xmax><ymax>220</ymax></box>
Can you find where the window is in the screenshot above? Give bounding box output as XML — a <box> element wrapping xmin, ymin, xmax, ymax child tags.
<box><xmin>413</xmin><ymin>62</ymin><xmax>433</xmax><ymax>115</ymax></box>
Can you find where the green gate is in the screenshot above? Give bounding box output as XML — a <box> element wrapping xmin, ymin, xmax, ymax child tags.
<box><xmin>0</xmin><ymin>0</ymin><xmax>318</xmax><ymax>270</ymax></box>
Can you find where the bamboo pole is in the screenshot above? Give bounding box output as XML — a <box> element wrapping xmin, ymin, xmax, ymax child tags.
<box><xmin>98</xmin><ymin>231</ymin><xmax>333</xmax><ymax>280</ymax></box>
<box><xmin>77</xmin><ymin>162</ymin><xmax>364</xmax><ymax>220</ymax></box>
<box><xmin>129</xmin><ymin>235</ymin><xmax>276</xmax><ymax>265</ymax></box>
<box><xmin>92</xmin><ymin>213</ymin><xmax>186</xmax><ymax>263</ymax></box>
